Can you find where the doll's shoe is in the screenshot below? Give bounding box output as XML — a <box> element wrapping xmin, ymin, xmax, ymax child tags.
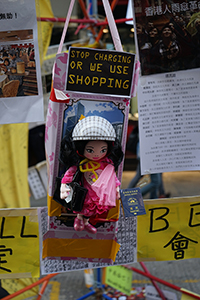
<box><xmin>84</xmin><ymin>223</ymin><xmax>97</xmax><ymax>234</ymax></box>
<box><xmin>74</xmin><ymin>217</ymin><xmax>84</xmax><ymax>231</ymax></box>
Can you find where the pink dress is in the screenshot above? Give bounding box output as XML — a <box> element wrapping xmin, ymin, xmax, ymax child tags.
<box><xmin>61</xmin><ymin>157</ymin><xmax>121</xmax><ymax>217</ymax></box>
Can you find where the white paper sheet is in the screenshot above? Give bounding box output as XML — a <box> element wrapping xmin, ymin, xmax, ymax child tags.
<box><xmin>0</xmin><ymin>0</ymin><xmax>43</xmax><ymax>124</ymax></box>
<box><xmin>138</xmin><ymin>68</ymin><xmax>200</xmax><ymax>174</ymax></box>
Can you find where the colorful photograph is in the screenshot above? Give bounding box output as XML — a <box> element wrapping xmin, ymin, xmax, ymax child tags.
<box><xmin>0</xmin><ymin>29</ymin><xmax>38</xmax><ymax>97</ymax></box>
<box><xmin>133</xmin><ymin>0</ymin><xmax>200</xmax><ymax>75</ymax></box>
<box><xmin>62</xmin><ymin>99</ymin><xmax>125</xmax><ymax>141</ymax></box>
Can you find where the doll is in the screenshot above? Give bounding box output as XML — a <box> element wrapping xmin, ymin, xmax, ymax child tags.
<box><xmin>59</xmin><ymin>116</ymin><xmax>124</xmax><ymax>234</ymax></box>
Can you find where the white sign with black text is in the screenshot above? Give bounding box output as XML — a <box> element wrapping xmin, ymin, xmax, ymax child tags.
<box><xmin>138</xmin><ymin>68</ymin><xmax>200</xmax><ymax>175</ymax></box>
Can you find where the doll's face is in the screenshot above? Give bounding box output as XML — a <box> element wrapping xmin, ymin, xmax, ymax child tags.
<box><xmin>84</xmin><ymin>140</ymin><xmax>108</xmax><ymax>161</ymax></box>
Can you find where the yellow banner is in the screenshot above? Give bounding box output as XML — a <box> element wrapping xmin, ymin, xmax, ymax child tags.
<box><xmin>137</xmin><ymin>196</ymin><xmax>200</xmax><ymax>261</ymax></box>
<box><xmin>181</xmin><ymin>289</ymin><xmax>200</xmax><ymax>300</ymax></box>
<box><xmin>0</xmin><ymin>124</ymin><xmax>29</xmax><ymax>209</ymax></box>
<box><xmin>0</xmin><ymin>209</ymin><xmax>40</xmax><ymax>278</ymax></box>
<box><xmin>2</xmin><ymin>278</ymin><xmax>39</xmax><ymax>300</ymax></box>
<box><xmin>36</xmin><ymin>0</ymin><xmax>54</xmax><ymax>63</ymax></box>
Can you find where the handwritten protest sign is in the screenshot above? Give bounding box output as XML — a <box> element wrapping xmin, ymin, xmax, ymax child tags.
<box><xmin>0</xmin><ymin>209</ymin><xmax>39</xmax><ymax>278</ymax></box>
<box><xmin>105</xmin><ymin>265</ymin><xmax>132</xmax><ymax>296</ymax></box>
<box><xmin>66</xmin><ymin>47</ymin><xmax>135</xmax><ymax>97</ymax></box>
<box><xmin>137</xmin><ymin>196</ymin><xmax>200</xmax><ymax>261</ymax></box>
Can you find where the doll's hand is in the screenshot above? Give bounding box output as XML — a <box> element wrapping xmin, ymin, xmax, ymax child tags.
<box><xmin>60</xmin><ymin>183</ymin><xmax>71</xmax><ymax>199</ymax></box>
<box><xmin>116</xmin><ymin>186</ymin><xmax>120</xmax><ymax>200</ymax></box>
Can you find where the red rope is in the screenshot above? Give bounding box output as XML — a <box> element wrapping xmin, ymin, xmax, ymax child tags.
<box><xmin>37</xmin><ymin>16</ymin><xmax>133</xmax><ymax>25</ymax></box>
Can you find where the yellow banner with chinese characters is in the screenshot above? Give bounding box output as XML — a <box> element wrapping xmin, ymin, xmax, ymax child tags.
<box><xmin>137</xmin><ymin>196</ymin><xmax>200</xmax><ymax>262</ymax></box>
<box><xmin>0</xmin><ymin>122</ymin><xmax>38</xmax><ymax>295</ymax></box>
<box><xmin>0</xmin><ymin>208</ymin><xmax>40</xmax><ymax>279</ymax></box>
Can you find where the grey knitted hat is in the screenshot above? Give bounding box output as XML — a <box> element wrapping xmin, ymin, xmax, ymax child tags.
<box><xmin>72</xmin><ymin>116</ymin><xmax>116</xmax><ymax>141</ymax></box>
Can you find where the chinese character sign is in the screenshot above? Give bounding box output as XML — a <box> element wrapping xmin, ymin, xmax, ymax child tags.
<box><xmin>0</xmin><ymin>209</ymin><xmax>40</xmax><ymax>278</ymax></box>
<box><xmin>105</xmin><ymin>265</ymin><xmax>133</xmax><ymax>295</ymax></box>
<box><xmin>137</xmin><ymin>196</ymin><xmax>200</xmax><ymax>262</ymax></box>
<box><xmin>133</xmin><ymin>0</ymin><xmax>200</xmax><ymax>75</ymax></box>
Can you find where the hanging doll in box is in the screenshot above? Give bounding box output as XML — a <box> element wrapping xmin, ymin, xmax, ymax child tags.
<box><xmin>58</xmin><ymin>116</ymin><xmax>123</xmax><ymax>234</ymax></box>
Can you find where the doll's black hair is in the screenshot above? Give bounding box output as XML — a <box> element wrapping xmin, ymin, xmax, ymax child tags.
<box><xmin>59</xmin><ymin>133</ymin><xmax>124</xmax><ymax>171</ymax></box>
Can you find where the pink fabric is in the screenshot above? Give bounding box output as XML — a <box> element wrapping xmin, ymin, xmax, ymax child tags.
<box><xmin>92</xmin><ymin>164</ymin><xmax>117</xmax><ymax>207</ymax></box>
<box><xmin>61</xmin><ymin>158</ymin><xmax>121</xmax><ymax>217</ymax></box>
<box><xmin>61</xmin><ymin>166</ymin><xmax>77</xmax><ymax>184</ymax></box>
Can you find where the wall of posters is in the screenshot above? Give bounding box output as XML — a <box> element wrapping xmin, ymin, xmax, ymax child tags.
<box><xmin>0</xmin><ymin>0</ymin><xmax>43</xmax><ymax>124</ymax></box>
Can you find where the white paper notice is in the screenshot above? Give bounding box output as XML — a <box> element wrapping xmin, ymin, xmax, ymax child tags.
<box><xmin>0</xmin><ymin>0</ymin><xmax>43</xmax><ymax>124</ymax></box>
<box><xmin>138</xmin><ymin>68</ymin><xmax>200</xmax><ymax>175</ymax></box>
